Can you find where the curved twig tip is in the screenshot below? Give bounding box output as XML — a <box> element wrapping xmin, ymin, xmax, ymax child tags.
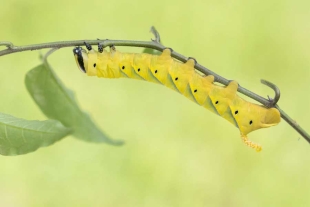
<box><xmin>150</xmin><ymin>26</ymin><xmax>161</xmax><ymax>43</ymax></box>
<box><xmin>261</xmin><ymin>79</ymin><xmax>281</xmax><ymax>107</ymax></box>
<box><xmin>0</xmin><ymin>41</ymin><xmax>14</xmax><ymax>49</ymax></box>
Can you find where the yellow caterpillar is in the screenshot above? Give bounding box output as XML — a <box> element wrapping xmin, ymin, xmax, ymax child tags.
<box><xmin>73</xmin><ymin>43</ymin><xmax>281</xmax><ymax>152</ymax></box>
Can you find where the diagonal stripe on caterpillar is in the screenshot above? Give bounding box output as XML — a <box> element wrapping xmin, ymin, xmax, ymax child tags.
<box><xmin>73</xmin><ymin>44</ymin><xmax>281</xmax><ymax>152</ymax></box>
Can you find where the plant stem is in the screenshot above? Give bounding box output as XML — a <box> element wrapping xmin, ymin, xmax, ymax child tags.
<box><xmin>0</xmin><ymin>35</ymin><xmax>309</xmax><ymax>144</ymax></box>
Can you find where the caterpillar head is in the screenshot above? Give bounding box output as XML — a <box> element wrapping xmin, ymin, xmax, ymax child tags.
<box><xmin>73</xmin><ymin>46</ymin><xmax>88</xmax><ymax>73</ymax></box>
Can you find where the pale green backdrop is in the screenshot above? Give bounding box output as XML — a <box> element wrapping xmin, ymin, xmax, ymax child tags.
<box><xmin>0</xmin><ymin>0</ymin><xmax>310</xmax><ymax>206</ymax></box>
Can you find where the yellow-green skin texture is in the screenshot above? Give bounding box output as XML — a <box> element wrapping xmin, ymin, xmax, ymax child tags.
<box><xmin>74</xmin><ymin>48</ymin><xmax>281</xmax><ymax>151</ymax></box>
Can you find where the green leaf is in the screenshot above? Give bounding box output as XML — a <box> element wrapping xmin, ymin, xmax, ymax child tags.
<box><xmin>0</xmin><ymin>113</ymin><xmax>70</xmax><ymax>156</ymax></box>
<box><xmin>25</xmin><ymin>63</ymin><xmax>123</xmax><ymax>145</ymax></box>
<box><xmin>142</xmin><ymin>48</ymin><xmax>161</xmax><ymax>55</ymax></box>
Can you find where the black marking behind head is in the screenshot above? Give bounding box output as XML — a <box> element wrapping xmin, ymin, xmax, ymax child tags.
<box><xmin>73</xmin><ymin>46</ymin><xmax>86</xmax><ymax>73</ymax></box>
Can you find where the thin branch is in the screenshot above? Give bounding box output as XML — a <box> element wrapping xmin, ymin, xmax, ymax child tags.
<box><xmin>0</xmin><ymin>40</ymin><xmax>275</xmax><ymax>105</ymax></box>
<box><xmin>0</xmin><ymin>28</ymin><xmax>309</xmax><ymax>144</ymax></box>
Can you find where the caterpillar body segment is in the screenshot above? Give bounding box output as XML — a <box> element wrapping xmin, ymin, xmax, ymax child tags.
<box><xmin>73</xmin><ymin>45</ymin><xmax>281</xmax><ymax>151</ymax></box>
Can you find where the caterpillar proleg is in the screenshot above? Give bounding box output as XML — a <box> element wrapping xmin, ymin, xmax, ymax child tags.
<box><xmin>73</xmin><ymin>43</ymin><xmax>281</xmax><ymax>152</ymax></box>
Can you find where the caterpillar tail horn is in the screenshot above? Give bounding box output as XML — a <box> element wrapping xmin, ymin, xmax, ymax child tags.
<box><xmin>241</xmin><ymin>135</ymin><xmax>262</xmax><ymax>152</ymax></box>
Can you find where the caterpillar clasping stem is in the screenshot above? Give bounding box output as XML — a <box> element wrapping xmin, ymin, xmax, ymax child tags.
<box><xmin>241</xmin><ymin>135</ymin><xmax>262</xmax><ymax>152</ymax></box>
<box><xmin>84</xmin><ymin>41</ymin><xmax>92</xmax><ymax>51</ymax></box>
<box><xmin>109</xmin><ymin>44</ymin><xmax>116</xmax><ymax>52</ymax></box>
<box><xmin>164</xmin><ymin>47</ymin><xmax>173</xmax><ymax>53</ymax></box>
<box><xmin>188</xmin><ymin>57</ymin><xmax>197</xmax><ymax>66</ymax></box>
<box><xmin>73</xmin><ymin>46</ymin><xmax>281</xmax><ymax>152</ymax></box>
<box><xmin>98</xmin><ymin>42</ymin><xmax>104</xmax><ymax>53</ymax></box>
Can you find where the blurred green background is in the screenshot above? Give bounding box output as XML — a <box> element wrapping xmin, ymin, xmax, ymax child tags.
<box><xmin>1</xmin><ymin>0</ymin><xmax>310</xmax><ymax>206</ymax></box>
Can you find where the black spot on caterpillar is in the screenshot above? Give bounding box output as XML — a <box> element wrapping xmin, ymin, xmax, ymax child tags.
<box><xmin>73</xmin><ymin>46</ymin><xmax>281</xmax><ymax>152</ymax></box>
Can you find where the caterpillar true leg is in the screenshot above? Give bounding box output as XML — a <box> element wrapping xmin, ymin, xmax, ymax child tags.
<box><xmin>109</xmin><ymin>44</ymin><xmax>116</xmax><ymax>52</ymax></box>
<box><xmin>84</xmin><ymin>41</ymin><xmax>92</xmax><ymax>51</ymax></box>
<box><xmin>98</xmin><ymin>42</ymin><xmax>104</xmax><ymax>53</ymax></box>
